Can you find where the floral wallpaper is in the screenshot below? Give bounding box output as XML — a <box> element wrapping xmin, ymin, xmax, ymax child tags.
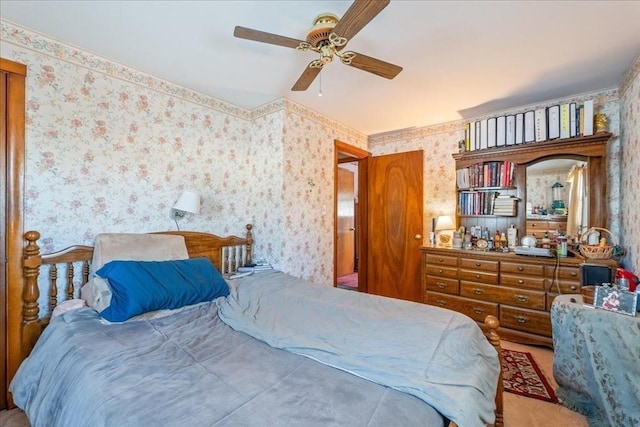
<box><xmin>619</xmin><ymin>54</ymin><xmax>640</xmax><ymax>273</ymax></box>
<box><xmin>1</xmin><ymin>20</ymin><xmax>365</xmax><ymax>314</ymax></box>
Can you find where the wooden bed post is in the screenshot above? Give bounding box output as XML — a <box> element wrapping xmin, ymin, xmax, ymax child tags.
<box><xmin>22</xmin><ymin>231</ymin><xmax>43</xmax><ymax>360</ymax></box>
<box><xmin>245</xmin><ymin>224</ymin><xmax>253</xmax><ymax>266</ymax></box>
<box><xmin>485</xmin><ymin>315</ymin><xmax>504</xmax><ymax>427</ymax></box>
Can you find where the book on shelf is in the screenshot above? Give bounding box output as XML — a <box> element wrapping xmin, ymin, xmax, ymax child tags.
<box><xmin>487</xmin><ymin>117</ymin><xmax>497</xmax><ymax>148</ymax></box>
<box><xmin>583</xmin><ymin>99</ymin><xmax>594</xmax><ymax>136</ymax></box>
<box><xmin>515</xmin><ymin>113</ymin><xmax>524</xmax><ymax>144</ymax></box>
<box><xmin>570</xmin><ymin>103</ymin><xmax>577</xmax><ymax>138</ymax></box>
<box><xmin>534</xmin><ymin>108</ymin><xmax>547</xmax><ymax>142</ymax></box>
<box><xmin>547</xmin><ymin>105</ymin><xmax>560</xmax><ymax>140</ymax></box>
<box><xmin>496</xmin><ymin>116</ymin><xmax>506</xmax><ymax>147</ymax></box>
<box><xmin>468</xmin><ymin>122</ymin><xmax>476</xmax><ymax>151</ymax></box>
<box><xmin>560</xmin><ymin>103</ymin><xmax>571</xmax><ymax>139</ymax></box>
<box><xmin>506</xmin><ymin>115</ymin><xmax>516</xmax><ymax>146</ymax></box>
<box><xmin>480</xmin><ymin>119</ymin><xmax>488</xmax><ymax>150</ymax></box>
<box><xmin>456</xmin><ymin>168</ymin><xmax>470</xmax><ymax>189</ymax></box>
<box><xmin>238</xmin><ymin>263</ymin><xmax>273</xmax><ymax>273</ymax></box>
<box><xmin>524</xmin><ymin>111</ymin><xmax>535</xmax><ymax>143</ymax></box>
<box><xmin>475</xmin><ymin>121</ymin><xmax>481</xmax><ymax>150</ymax></box>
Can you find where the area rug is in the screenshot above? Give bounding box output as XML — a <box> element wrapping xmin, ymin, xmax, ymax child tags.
<box><xmin>501</xmin><ymin>349</ymin><xmax>558</xmax><ymax>403</ymax></box>
<box><xmin>337</xmin><ymin>272</ymin><xmax>358</xmax><ymax>289</ymax></box>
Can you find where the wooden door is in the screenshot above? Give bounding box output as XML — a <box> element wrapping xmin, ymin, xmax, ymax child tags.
<box><xmin>367</xmin><ymin>150</ymin><xmax>424</xmax><ymax>302</ymax></box>
<box><xmin>336</xmin><ymin>167</ymin><xmax>355</xmax><ymax>277</ymax></box>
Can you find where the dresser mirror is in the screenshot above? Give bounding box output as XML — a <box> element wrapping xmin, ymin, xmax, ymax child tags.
<box><xmin>526</xmin><ymin>158</ymin><xmax>588</xmax><ymax>238</ymax></box>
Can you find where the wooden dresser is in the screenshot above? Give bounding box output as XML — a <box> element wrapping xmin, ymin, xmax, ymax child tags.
<box><xmin>420</xmin><ymin>246</ymin><xmax>617</xmax><ymax>347</ymax></box>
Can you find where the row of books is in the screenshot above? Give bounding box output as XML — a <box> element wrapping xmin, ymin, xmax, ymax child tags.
<box><xmin>463</xmin><ymin>100</ymin><xmax>595</xmax><ymax>151</ymax></box>
<box><xmin>458</xmin><ymin>192</ymin><xmax>518</xmax><ymax>216</ymax></box>
<box><xmin>456</xmin><ymin>161</ymin><xmax>515</xmax><ymax>189</ymax></box>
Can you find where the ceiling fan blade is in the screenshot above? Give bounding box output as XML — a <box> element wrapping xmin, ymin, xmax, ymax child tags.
<box><xmin>332</xmin><ymin>0</ymin><xmax>390</xmax><ymax>42</ymax></box>
<box><xmin>292</xmin><ymin>65</ymin><xmax>322</xmax><ymax>91</ymax></box>
<box><xmin>234</xmin><ymin>26</ymin><xmax>305</xmax><ymax>49</ymax></box>
<box><xmin>346</xmin><ymin>52</ymin><xmax>402</xmax><ymax>79</ymax></box>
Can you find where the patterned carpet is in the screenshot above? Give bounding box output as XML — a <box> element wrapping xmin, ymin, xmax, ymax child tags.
<box><xmin>501</xmin><ymin>349</ymin><xmax>558</xmax><ymax>403</ymax></box>
<box><xmin>337</xmin><ymin>272</ymin><xmax>358</xmax><ymax>289</ymax></box>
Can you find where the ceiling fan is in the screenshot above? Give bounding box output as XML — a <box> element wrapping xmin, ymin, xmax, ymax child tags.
<box><xmin>233</xmin><ymin>0</ymin><xmax>402</xmax><ymax>91</ymax></box>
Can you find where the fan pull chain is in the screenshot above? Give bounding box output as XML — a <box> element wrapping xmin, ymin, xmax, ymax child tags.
<box><xmin>318</xmin><ymin>72</ymin><xmax>323</xmax><ymax>97</ymax></box>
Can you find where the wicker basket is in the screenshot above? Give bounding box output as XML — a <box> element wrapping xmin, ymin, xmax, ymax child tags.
<box><xmin>579</xmin><ymin>227</ymin><xmax>616</xmax><ymax>260</ymax></box>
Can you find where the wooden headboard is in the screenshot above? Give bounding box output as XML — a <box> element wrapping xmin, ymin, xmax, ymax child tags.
<box><xmin>18</xmin><ymin>225</ymin><xmax>254</xmax><ymax>372</ymax></box>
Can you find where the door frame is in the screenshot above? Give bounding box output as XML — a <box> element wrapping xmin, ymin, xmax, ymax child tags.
<box><xmin>334</xmin><ymin>141</ymin><xmax>369</xmax><ymax>292</ymax></box>
<box><xmin>1</xmin><ymin>57</ymin><xmax>27</xmax><ymax>409</ymax></box>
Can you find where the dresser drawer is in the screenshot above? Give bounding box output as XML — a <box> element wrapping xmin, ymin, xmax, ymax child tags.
<box><xmin>426</xmin><ymin>266</ymin><xmax>458</xmax><ymax>279</ymax></box>
<box><xmin>459</xmin><ymin>258</ymin><xmax>499</xmax><ymax>273</ymax></box>
<box><xmin>550</xmin><ymin>266</ymin><xmax>580</xmax><ymax>281</ymax></box>
<box><xmin>425</xmin><ymin>292</ymin><xmax>498</xmax><ymax>322</ymax></box>
<box><xmin>497</xmin><ymin>288</ymin><xmax>546</xmax><ymax>310</ymax></box>
<box><xmin>459</xmin><ymin>282</ymin><xmax>503</xmax><ymax>303</ymax></box>
<box><xmin>460</xmin><ymin>282</ymin><xmax>545</xmax><ymax>309</ymax></box>
<box><xmin>547</xmin><ymin>221</ymin><xmax>567</xmax><ymax>232</ymax></box>
<box><xmin>500</xmin><ymin>273</ymin><xmax>546</xmax><ymax>290</ymax></box>
<box><xmin>425</xmin><ymin>254</ymin><xmax>458</xmax><ymax>267</ymax></box>
<box><xmin>547</xmin><ymin>280</ymin><xmax>580</xmax><ymax>294</ymax></box>
<box><xmin>425</xmin><ymin>276</ymin><xmax>459</xmax><ymax>295</ymax></box>
<box><xmin>459</xmin><ymin>269</ymin><xmax>498</xmax><ymax>284</ymax></box>
<box><xmin>500</xmin><ymin>305</ymin><xmax>552</xmax><ymax>337</ymax></box>
<box><xmin>527</xmin><ymin>221</ymin><xmax>548</xmax><ymax>230</ymax></box>
<box><xmin>500</xmin><ymin>262</ymin><xmax>545</xmax><ymax>276</ymax></box>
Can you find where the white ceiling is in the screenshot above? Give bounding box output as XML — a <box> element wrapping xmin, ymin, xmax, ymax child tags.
<box><xmin>2</xmin><ymin>1</ymin><xmax>639</xmax><ymax>136</ymax></box>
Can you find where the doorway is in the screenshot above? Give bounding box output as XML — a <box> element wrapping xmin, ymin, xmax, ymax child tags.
<box><xmin>334</xmin><ymin>141</ymin><xmax>369</xmax><ymax>292</ymax></box>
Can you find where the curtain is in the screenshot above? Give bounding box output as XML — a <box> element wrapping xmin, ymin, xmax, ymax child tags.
<box><xmin>566</xmin><ymin>165</ymin><xmax>586</xmax><ymax>238</ymax></box>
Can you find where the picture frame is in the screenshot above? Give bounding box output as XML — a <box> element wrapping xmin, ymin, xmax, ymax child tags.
<box><xmin>594</xmin><ymin>285</ymin><xmax>637</xmax><ymax>316</ymax></box>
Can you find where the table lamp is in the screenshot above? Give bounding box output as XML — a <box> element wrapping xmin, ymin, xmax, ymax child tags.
<box><xmin>435</xmin><ymin>215</ymin><xmax>455</xmax><ymax>247</ymax></box>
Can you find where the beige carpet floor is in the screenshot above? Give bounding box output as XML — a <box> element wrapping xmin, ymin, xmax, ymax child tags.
<box><xmin>1</xmin><ymin>340</ymin><xmax>587</xmax><ymax>427</ymax></box>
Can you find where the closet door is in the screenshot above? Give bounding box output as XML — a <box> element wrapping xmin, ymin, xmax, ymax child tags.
<box><xmin>1</xmin><ymin>58</ymin><xmax>26</xmax><ymax>409</ymax></box>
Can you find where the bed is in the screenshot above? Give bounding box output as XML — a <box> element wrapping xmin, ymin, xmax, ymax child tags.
<box><xmin>10</xmin><ymin>225</ymin><xmax>504</xmax><ymax>427</ymax></box>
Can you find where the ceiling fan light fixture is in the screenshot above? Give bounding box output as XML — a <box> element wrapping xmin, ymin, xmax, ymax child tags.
<box><xmin>306</xmin><ymin>13</ymin><xmax>339</xmax><ymax>48</ymax></box>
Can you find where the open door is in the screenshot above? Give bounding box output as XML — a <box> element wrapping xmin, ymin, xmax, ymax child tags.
<box><xmin>367</xmin><ymin>150</ymin><xmax>424</xmax><ymax>302</ymax></box>
<box><xmin>334</xmin><ymin>141</ymin><xmax>369</xmax><ymax>292</ymax></box>
<box><xmin>336</xmin><ymin>167</ymin><xmax>355</xmax><ymax>278</ymax></box>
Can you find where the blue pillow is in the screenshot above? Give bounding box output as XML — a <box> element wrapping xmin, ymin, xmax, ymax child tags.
<box><xmin>96</xmin><ymin>257</ymin><xmax>229</xmax><ymax>322</ymax></box>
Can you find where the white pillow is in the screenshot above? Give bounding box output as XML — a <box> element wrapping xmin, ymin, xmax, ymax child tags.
<box><xmin>51</xmin><ymin>299</ymin><xmax>86</xmax><ymax>321</ymax></box>
<box><xmin>82</xmin><ymin>233</ymin><xmax>189</xmax><ymax>312</ymax></box>
<box><xmin>91</xmin><ymin>233</ymin><xmax>189</xmax><ymax>275</ymax></box>
<box><xmin>81</xmin><ymin>277</ymin><xmax>112</xmax><ymax>312</ymax></box>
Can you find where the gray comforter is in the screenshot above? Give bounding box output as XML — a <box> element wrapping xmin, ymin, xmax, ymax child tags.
<box><xmin>11</xmin><ymin>297</ymin><xmax>445</xmax><ymax>426</ymax></box>
<box><xmin>218</xmin><ymin>271</ymin><xmax>500</xmax><ymax>427</ymax></box>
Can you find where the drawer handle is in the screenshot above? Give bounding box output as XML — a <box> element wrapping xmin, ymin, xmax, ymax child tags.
<box><xmin>473</xmin><ymin>289</ymin><xmax>484</xmax><ymax>295</ymax></box>
<box><xmin>570</xmin><ymin>285</ymin><xmax>578</xmax><ymax>291</ymax></box>
<box><xmin>475</xmin><ymin>262</ymin><xmax>482</xmax><ymax>267</ymax></box>
<box><xmin>518</xmin><ymin>279</ymin><xmax>524</xmax><ymax>284</ymax></box>
<box><xmin>515</xmin><ymin>294</ymin><xmax>529</xmax><ymax>302</ymax></box>
<box><xmin>473</xmin><ymin>308</ymin><xmax>485</xmax><ymax>315</ymax></box>
<box><xmin>516</xmin><ymin>316</ymin><xmax>528</xmax><ymax>323</ymax></box>
<box><xmin>436</xmin><ymin>300</ymin><xmax>447</xmax><ymax>306</ymax></box>
<box><xmin>439</xmin><ymin>269</ymin><xmax>444</xmax><ymax>274</ymax></box>
<box><xmin>475</xmin><ymin>274</ymin><xmax>481</xmax><ymax>279</ymax></box>
<box><xmin>438</xmin><ymin>258</ymin><xmax>444</xmax><ymax>262</ymax></box>
<box><xmin>570</xmin><ymin>272</ymin><xmax>577</xmax><ymax>277</ymax></box>
<box><xmin>518</xmin><ymin>266</ymin><xmax>524</xmax><ymax>272</ymax></box>
<box><xmin>436</xmin><ymin>282</ymin><xmax>447</xmax><ymax>289</ymax></box>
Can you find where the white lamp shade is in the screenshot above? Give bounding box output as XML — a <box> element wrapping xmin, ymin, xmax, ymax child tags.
<box><xmin>435</xmin><ymin>215</ymin><xmax>455</xmax><ymax>231</ymax></box>
<box><xmin>173</xmin><ymin>190</ymin><xmax>200</xmax><ymax>215</ymax></box>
